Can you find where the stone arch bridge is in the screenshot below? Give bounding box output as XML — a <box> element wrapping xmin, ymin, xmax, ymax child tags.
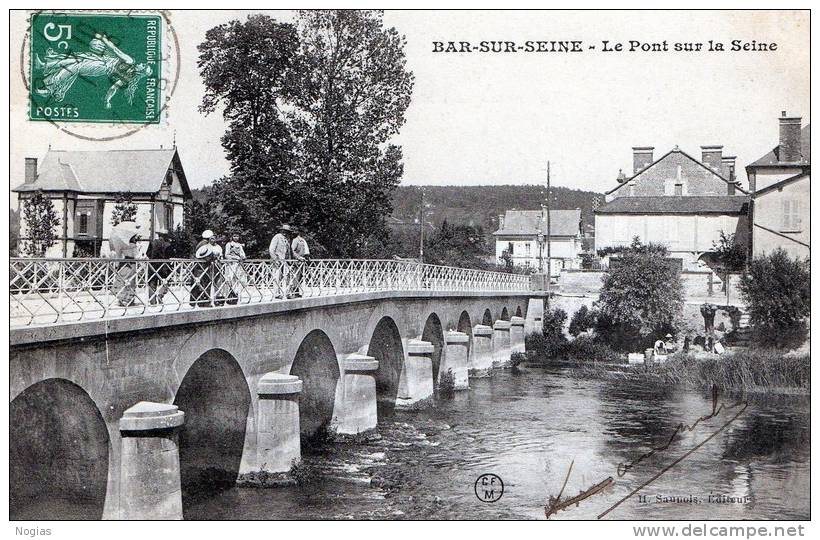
<box><xmin>9</xmin><ymin>257</ymin><xmax>544</xmax><ymax>520</ymax></box>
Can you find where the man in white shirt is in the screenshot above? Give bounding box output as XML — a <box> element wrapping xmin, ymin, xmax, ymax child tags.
<box><xmin>269</xmin><ymin>224</ymin><xmax>294</xmax><ymax>298</ymax></box>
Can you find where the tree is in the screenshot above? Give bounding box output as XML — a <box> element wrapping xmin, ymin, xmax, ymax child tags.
<box><xmin>22</xmin><ymin>191</ymin><xmax>60</xmax><ymax>257</ymax></box>
<box><xmin>291</xmin><ymin>10</ymin><xmax>414</xmax><ymax>256</ymax></box>
<box><xmin>596</xmin><ymin>240</ymin><xmax>683</xmax><ymax>350</ymax></box>
<box><xmin>710</xmin><ymin>231</ymin><xmax>746</xmax><ymax>291</ymax></box>
<box><xmin>569</xmin><ymin>305</ymin><xmax>597</xmax><ymax>337</ymax></box>
<box><xmin>425</xmin><ymin>220</ymin><xmax>487</xmax><ymax>267</ymax></box>
<box><xmin>198</xmin><ymin>15</ymin><xmax>301</xmax><ymax>252</ymax></box>
<box><xmin>111</xmin><ymin>192</ymin><xmax>137</xmax><ymax>225</ymax></box>
<box><xmin>738</xmin><ymin>249</ymin><xmax>810</xmax><ymax>348</ymax></box>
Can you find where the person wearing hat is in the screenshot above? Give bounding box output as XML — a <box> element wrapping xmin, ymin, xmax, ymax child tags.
<box><xmin>269</xmin><ymin>224</ymin><xmax>294</xmax><ymax>299</ymax></box>
<box><xmin>190</xmin><ymin>229</ymin><xmax>222</xmax><ymax>307</ymax></box>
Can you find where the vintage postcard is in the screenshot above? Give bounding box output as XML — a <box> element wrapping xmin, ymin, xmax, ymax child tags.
<box><xmin>6</xmin><ymin>7</ymin><xmax>812</xmax><ymax>533</ymax></box>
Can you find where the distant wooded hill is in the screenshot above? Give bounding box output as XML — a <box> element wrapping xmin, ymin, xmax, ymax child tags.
<box><xmin>391</xmin><ymin>184</ymin><xmax>602</xmax><ymax>234</ymax></box>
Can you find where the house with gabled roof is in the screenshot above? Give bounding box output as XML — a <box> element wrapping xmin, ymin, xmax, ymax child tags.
<box><xmin>13</xmin><ymin>147</ymin><xmax>192</xmax><ymax>257</ymax></box>
<box><xmin>746</xmin><ymin>112</ymin><xmax>810</xmax><ymax>260</ymax></box>
<box><xmin>493</xmin><ymin>209</ymin><xmax>583</xmax><ymax>274</ymax></box>
<box><xmin>596</xmin><ymin>144</ymin><xmax>750</xmax><ymax>270</ymax></box>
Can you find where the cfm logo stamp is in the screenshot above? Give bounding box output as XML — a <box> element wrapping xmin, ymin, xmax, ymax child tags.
<box><xmin>29</xmin><ymin>12</ymin><xmax>162</xmax><ymax>124</ymax></box>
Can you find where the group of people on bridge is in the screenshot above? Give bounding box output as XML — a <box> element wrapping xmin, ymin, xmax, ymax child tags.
<box><xmin>110</xmin><ymin>222</ymin><xmax>311</xmax><ymax>307</ymax></box>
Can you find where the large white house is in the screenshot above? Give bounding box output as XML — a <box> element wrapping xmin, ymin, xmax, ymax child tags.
<box><xmin>493</xmin><ymin>209</ymin><xmax>583</xmax><ymax>274</ymax></box>
<box><xmin>13</xmin><ymin>148</ymin><xmax>192</xmax><ymax>257</ymax></box>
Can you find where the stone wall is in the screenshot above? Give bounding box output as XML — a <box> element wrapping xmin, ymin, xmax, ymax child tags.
<box><xmin>558</xmin><ymin>269</ymin><xmax>743</xmax><ymax>305</ymax></box>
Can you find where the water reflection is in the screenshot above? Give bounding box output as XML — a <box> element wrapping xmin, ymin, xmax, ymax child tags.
<box><xmin>186</xmin><ymin>364</ymin><xmax>809</xmax><ymax>520</ymax></box>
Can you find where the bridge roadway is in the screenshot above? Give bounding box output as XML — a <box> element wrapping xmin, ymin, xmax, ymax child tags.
<box><xmin>10</xmin><ymin>258</ymin><xmax>545</xmax><ymax>520</ymax></box>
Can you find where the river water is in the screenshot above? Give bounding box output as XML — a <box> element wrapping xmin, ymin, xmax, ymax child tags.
<box><xmin>187</xmin><ymin>364</ymin><xmax>810</xmax><ymax>520</ymax></box>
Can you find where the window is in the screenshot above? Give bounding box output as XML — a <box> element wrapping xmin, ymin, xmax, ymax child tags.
<box><xmin>674</xmin><ymin>184</ymin><xmax>683</xmax><ymax>196</ymax></box>
<box><xmin>507</xmin><ymin>242</ymin><xmax>514</xmax><ymax>255</ymax></box>
<box><xmin>782</xmin><ymin>200</ymin><xmax>802</xmax><ymax>231</ymax></box>
<box><xmin>165</xmin><ymin>205</ymin><xmax>174</xmax><ymax>231</ymax></box>
<box><xmin>78</xmin><ymin>213</ymin><xmax>89</xmax><ymax>234</ymax></box>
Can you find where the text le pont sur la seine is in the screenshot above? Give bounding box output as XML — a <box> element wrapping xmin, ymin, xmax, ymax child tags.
<box><xmin>432</xmin><ymin>39</ymin><xmax>778</xmax><ymax>54</ymax></box>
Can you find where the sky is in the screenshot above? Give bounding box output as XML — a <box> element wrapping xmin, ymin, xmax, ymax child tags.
<box><xmin>8</xmin><ymin>10</ymin><xmax>810</xmax><ymax>203</ymax></box>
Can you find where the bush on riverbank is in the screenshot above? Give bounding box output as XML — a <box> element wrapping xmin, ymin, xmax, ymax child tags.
<box><xmin>525</xmin><ymin>307</ymin><xmax>621</xmax><ymax>363</ymax></box>
<box><xmin>738</xmin><ymin>249</ymin><xmax>810</xmax><ymax>348</ymax></box>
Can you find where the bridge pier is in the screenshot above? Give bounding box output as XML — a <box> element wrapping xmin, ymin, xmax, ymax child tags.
<box><xmin>492</xmin><ymin>320</ymin><xmax>512</xmax><ymax>368</ymax></box>
<box><xmin>397</xmin><ymin>339</ymin><xmax>435</xmax><ymax>409</ymax></box>
<box><xmin>470</xmin><ymin>324</ymin><xmax>494</xmax><ymax>376</ymax></box>
<box><xmin>525</xmin><ymin>297</ymin><xmax>544</xmax><ymax>336</ymax></box>
<box><xmin>333</xmin><ymin>353</ymin><xmax>379</xmax><ymax>435</ymax></box>
<box><xmin>510</xmin><ymin>316</ymin><xmax>526</xmax><ymax>354</ymax></box>
<box><xmin>118</xmin><ymin>402</ymin><xmax>185</xmax><ymax>520</ymax></box>
<box><xmin>256</xmin><ymin>373</ymin><xmax>303</xmax><ymax>473</ymax></box>
<box><xmin>443</xmin><ymin>331</ymin><xmax>470</xmax><ymax>389</ymax></box>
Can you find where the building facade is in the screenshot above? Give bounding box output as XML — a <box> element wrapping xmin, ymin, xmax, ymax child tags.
<box><xmin>596</xmin><ymin>144</ymin><xmax>749</xmax><ymax>270</ymax></box>
<box><xmin>746</xmin><ymin>112</ymin><xmax>810</xmax><ymax>260</ymax></box>
<box><xmin>493</xmin><ymin>209</ymin><xmax>583</xmax><ymax>274</ymax></box>
<box><xmin>14</xmin><ymin>148</ymin><xmax>192</xmax><ymax>257</ymax></box>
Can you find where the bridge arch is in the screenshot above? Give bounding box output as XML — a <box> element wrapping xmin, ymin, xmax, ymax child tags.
<box><xmin>500</xmin><ymin>307</ymin><xmax>510</xmax><ymax>321</ymax></box>
<box><xmin>422</xmin><ymin>312</ymin><xmax>446</xmax><ymax>385</ymax></box>
<box><xmin>173</xmin><ymin>348</ymin><xmax>250</xmax><ymax>514</ymax></box>
<box><xmin>457</xmin><ymin>310</ymin><xmax>473</xmax><ymax>359</ymax></box>
<box><xmin>367</xmin><ymin>317</ymin><xmax>404</xmax><ymax>420</ymax></box>
<box><xmin>482</xmin><ymin>308</ymin><xmax>493</xmax><ymax>326</ymax></box>
<box><xmin>289</xmin><ymin>329</ymin><xmax>340</xmax><ymax>442</ymax></box>
<box><xmin>10</xmin><ymin>378</ymin><xmax>109</xmax><ymax>520</ymax></box>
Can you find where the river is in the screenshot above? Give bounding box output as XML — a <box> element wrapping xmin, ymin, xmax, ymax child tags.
<box><xmin>187</xmin><ymin>364</ymin><xmax>810</xmax><ymax>520</ymax></box>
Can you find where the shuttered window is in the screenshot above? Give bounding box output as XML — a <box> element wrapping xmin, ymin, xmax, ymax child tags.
<box><xmin>782</xmin><ymin>200</ymin><xmax>802</xmax><ymax>231</ymax></box>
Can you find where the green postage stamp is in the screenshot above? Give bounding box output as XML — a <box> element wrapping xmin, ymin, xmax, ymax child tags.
<box><xmin>29</xmin><ymin>12</ymin><xmax>162</xmax><ymax>124</ymax></box>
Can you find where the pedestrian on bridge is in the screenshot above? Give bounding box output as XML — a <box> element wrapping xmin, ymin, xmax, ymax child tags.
<box><xmin>269</xmin><ymin>224</ymin><xmax>294</xmax><ymax>299</ymax></box>
<box><xmin>191</xmin><ymin>230</ymin><xmax>223</xmax><ymax>307</ymax></box>
<box><xmin>146</xmin><ymin>232</ymin><xmax>172</xmax><ymax>306</ymax></box>
<box><xmin>290</xmin><ymin>227</ymin><xmax>310</xmax><ymax>298</ymax></box>
<box><xmin>224</xmin><ymin>233</ymin><xmax>247</xmax><ymax>305</ymax></box>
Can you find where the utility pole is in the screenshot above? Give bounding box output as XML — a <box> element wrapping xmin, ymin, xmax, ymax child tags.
<box><xmin>418</xmin><ymin>187</ymin><xmax>425</xmax><ymax>263</ymax></box>
<box><xmin>546</xmin><ymin>160</ymin><xmax>551</xmax><ymax>295</ymax></box>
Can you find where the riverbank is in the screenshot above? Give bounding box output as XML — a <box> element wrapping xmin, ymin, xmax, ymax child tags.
<box><xmin>555</xmin><ymin>348</ymin><xmax>810</xmax><ymax>395</ymax></box>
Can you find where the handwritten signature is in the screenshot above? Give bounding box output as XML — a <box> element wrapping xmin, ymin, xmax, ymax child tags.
<box><xmin>543</xmin><ymin>385</ymin><xmax>749</xmax><ymax>520</ymax></box>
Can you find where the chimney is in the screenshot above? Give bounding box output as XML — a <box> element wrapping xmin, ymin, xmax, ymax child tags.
<box><xmin>24</xmin><ymin>157</ymin><xmax>38</xmax><ymax>184</ymax></box>
<box><xmin>779</xmin><ymin>111</ymin><xmax>802</xmax><ymax>162</ymax></box>
<box><xmin>616</xmin><ymin>169</ymin><xmax>627</xmax><ymax>183</ymax></box>
<box><xmin>721</xmin><ymin>155</ymin><xmax>737</xmax><ymax>194</ymax></box>
<box><xmin>700</xmin><ymin>145</ymin><xmax>723</xmax><ymax>170</ymax></box>
<box><xmin>497</xmin><ymin>213</ymin><xmax>505</xmax><ymax>231</ymax></box>
<box><xmin>632</xmin><ymin>147</ymin><xmax>654</xmax><ymax>174</ymax></box>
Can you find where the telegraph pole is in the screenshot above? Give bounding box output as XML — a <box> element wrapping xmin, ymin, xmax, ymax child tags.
<box><xmin>546</xmin><ymin>161</ymin><xmax>551</xmax><ymax>295</ymax></box>
<box><xmin>419</xmin><ymin>187</ymin><xmax>425</xmax><ymax>262</ymax></box>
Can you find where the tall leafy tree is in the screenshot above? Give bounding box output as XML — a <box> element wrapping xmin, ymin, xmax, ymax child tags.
<box><xmin>198</xmin><ymin>15</ymin><xmax>301</xmax><ymax>252</ymax></box>
<box><xmin>292</xmin><ymin>10</ymin><xmax>414</xmax><ymax>256</ymax></box>
<box><xmin>22</xmin><ymin>191</ymin><xmax>60</xmax><ymax>257</ymax></box>
<box><xmin>596</xmin><ymin>240</ymin><xmax>684</xmax><ymax>350</ymax></box>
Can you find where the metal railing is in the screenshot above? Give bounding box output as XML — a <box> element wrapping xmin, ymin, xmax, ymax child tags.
<box><xmin>9</xmin><ymin>258</ymin><xmax>531</xmax><ymax>327</ymax></box>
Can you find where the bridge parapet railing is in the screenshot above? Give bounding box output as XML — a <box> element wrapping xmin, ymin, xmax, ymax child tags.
<box><xmin>10</xmin><ymin>258</ymin><xmax>530</xmax><ymax>327</ymax></box>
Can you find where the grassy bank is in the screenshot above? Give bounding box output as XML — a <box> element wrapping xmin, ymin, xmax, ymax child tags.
<box><xmin>557</xmin><ymin>349</ymin><xmax>810</xmax><ymax>394</ymax></box>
